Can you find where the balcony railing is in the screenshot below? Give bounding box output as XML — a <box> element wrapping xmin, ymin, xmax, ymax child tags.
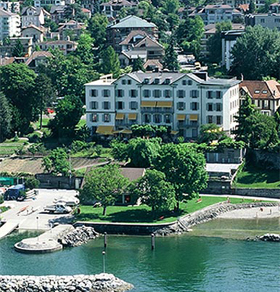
<box><xmin>177</xmin><ymin>121</ymin><xmax>199</xmax><ymax>128</ymax></box>
<box><xmin>141</xmin><ymin>108</ymin><xmax>173</xmax><ymax>113</ymax></box>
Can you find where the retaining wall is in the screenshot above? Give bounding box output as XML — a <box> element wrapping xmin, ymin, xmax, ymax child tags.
<box><xmin>231</xmin><ymin>188</ymin><xmax>280</xmax><ymax>198</ymax></box>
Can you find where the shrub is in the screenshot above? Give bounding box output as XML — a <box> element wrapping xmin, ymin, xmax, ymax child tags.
<box><xmin>24</xmin><ymin>177</ymin><xmax>40</xmax><ymax>190</ymax></box>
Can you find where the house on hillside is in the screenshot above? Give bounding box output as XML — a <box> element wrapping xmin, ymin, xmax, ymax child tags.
<box><xmin>0</xmin><ymin>8</ymin><xmax>20</xmax><ymax>40</ymax></box>
<box><xmin>21</xmin><ymin>25</ymin><xmax>45</xmax><ymax>43</ymax></box>
<box><xmin>25</xmin><ymin>50</ymin><xmax>53</xmax><ymax>71</ymax></box>
<box><xmin>101</xmin><ymin>0</ymin><xmax>138</xmax><ymax>19</ymax></box>
<box><xmin>21</xmin><ymin>6</ymin><xmax>50</xmax><ymax>28</ymax></box>
<box><xmin>58</xmin><ymin>20</ymin><xmax>86</xmax><ymax>40</ymax></box>
<box><xmin>239</xmin><ymin>80</ymin><xmax>280</xmax><ymax>115</ymax></box>
<box><xmin>39</xmin><ymin>39</ymin><xmax>77</xmax><ymax>54</ymax></box>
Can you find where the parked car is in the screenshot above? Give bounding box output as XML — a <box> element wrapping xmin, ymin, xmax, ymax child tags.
<box><xmin>53</xmin><ymin>197</ymin><xmax>80</xmax><ymax>207</ymax></box>
<box><xmin>44</xmin><ymin>203</ymin><xmax>72</xmax><ymax>214</ymax></box>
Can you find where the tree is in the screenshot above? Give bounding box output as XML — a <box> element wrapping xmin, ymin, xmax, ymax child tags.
<box><xmin>274</xmin><ymin>106</ymin><xmax>280</xmax><ymax>136</ymax></box>
<box><xmin>131</xmin><ymin>124</ymin><xmax>155</xmax><ymax>137</ymax></box>
<box><xmin>176</xmin><ymin>15</ymin><xmax>204</xmax><ymax>57</ymax></box>
<box><xmin>133</xmin><ymin>169</ymin><xmax>176</xmax><ymax>216</ymax></box>
<box><xmin>64</xmin><ymin>4</ymin><xmax>87</xmax><ymax>21</ymax></box>
<box><xmin>161</xmin><ymin>0</ymin><xmax>180</xmax><ymax>14</ymax></box>
<box><xmin>100</xmin><ymin>46</ymin><xmax>120</xmax><ymax>78</ymax></box>
<box><xmin>0</xmin><ymin>92</ymin><xmax>12</xmax><ymax>142</ymax></box>
<box><xmin>74</xmin><ymin>33</ymin><xmax>95</xmax><ymax>65</ymax></box>
<box><xmin>248</xmin><ymin>0</ymin><xmax>256</xmax><ymax>13</ymax></box>
<box><xmin>87</xmin><ymin>13</ymin><xmax>108</xmax><ymax>47</ymax></box>
<box><xmin>0</xmin><ymin>63</ymin><xmax>38</xmax><ymax>134</ymax></box>
<box><xmin>132</xmin><ymin>57</ymin><xmax>145</xmax><ymax>72</ymax></box>
<box><xmin>163</xmin><ymin>35</ymin><xmax>179</xmax><ymax>71</ymax></box>
<box><xmin>12</xmin><ymin>39</ymin><xmax>24</xmax><ymax>57</ymax></box>
<box><xmin>48</xmin><ymin>95</ymin><xmax>84</xmax><ymax>138</ymax></box>
<box><xmin>80</xmin><ymin>164</ymin><xmax>129</xmax><ymax>215</ymax></box>
<box><xmin>42</xmin><ymin>148</ymin><xmax>70</xmax><ymax>176</ymax></box>
<box><xmin>24</xmin><ymin>177</ymin><xmax>40</xmax><ymax>190</ymax></box>
<box><xmin>154</xmin><ymin>143</ymin><xmax>208</xmax><ymax>210</ymax></box>
<box><xmin>230</xmin><ymin>26</ymin><xmax>280</xmax><ymax>79</ymax></box>
<box><xmin>198</xmin><ymin>124</ymin><xmax>227</xmax><ymax>144</ymax></box>
<box><xmin>207</xmin><ymin>21</ymin><xmax>232</xmax><ymax>64</ymax></box>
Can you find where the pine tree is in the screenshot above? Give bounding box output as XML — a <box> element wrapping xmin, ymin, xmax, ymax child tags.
<box><xmin>132</xmin><ymin>57</ymin><xmax>145</xmax><ymax>72</ymax></box>
<box><xmin>12</xmin><ymin>39</ymin><xmax>24</xmax><ymax>57</ymax></box>
<box><xmin>101</xmin><ymin>46</ymin><xmax>120</xmax><ymax>78</ymax></box>
<box><xmin>0</xmin><ymin>92</ymin><xmax>12</xmax><ymax>142</ymax></box>
<box><xmin>163</xmin><ymin>36</ymin><xmax>179</xmax><ymax>71</ymax></box>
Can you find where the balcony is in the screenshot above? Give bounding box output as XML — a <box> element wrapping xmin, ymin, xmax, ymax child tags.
<box><xmin>141</xmin><ymin>107</ymin><xmax>173</xmax><ymax>113</ymax></box>
<box><xmin>177</xmin><ymin>121</ymin><xmax>199</xmax><ymax>128</ymax></box>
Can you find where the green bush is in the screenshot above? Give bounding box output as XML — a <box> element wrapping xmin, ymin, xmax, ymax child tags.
<box><xmin>0</xmin><ymin>194</ymin><xmax>3</xmax><ymax>204</ymax></box>
<box><xmin>28</xmin><ymin>132</ymin><xmax>41</xmax><ymax>143</ymax></box>
<box><xmin>24</xmin><ymin>177</ymin><xmax>40</xmax><ymax>190</ymax></box>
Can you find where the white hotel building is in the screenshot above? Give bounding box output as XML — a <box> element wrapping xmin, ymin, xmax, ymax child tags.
<box><xmin>85</xmin><ymin>71</ymin><xmax>240</xmax><ymax>138</ymax></box>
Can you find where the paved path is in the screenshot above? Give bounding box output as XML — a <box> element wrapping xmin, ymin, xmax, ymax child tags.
<box><xmin>200</xmin><ymin>194</ymin><xmax>280</xmax><ymax>202</ymax></box>
<box><xmin>0</xmin><ymin>220</ymin><xmax>20</xmax><ymax>239</ymax></box>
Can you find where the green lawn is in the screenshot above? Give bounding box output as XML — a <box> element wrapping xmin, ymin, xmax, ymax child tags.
<box><xmin>33</xmin><ymin>118</ymin><xmax>50</xmax><ymax>130</ymax></box>
<box><xmin>233</xmin><ymin>165</ymin><xmax>280</xmax><ymax>189</ymax></box>
<box><xmin>0</xmin><ymin>140</ymin><xmax>26</xmax><ymax>156</ymax></box>
<box><xmin>76</xmin><ymin>196</ymin><xmax>264</xmax><ymax>224</ymax></box>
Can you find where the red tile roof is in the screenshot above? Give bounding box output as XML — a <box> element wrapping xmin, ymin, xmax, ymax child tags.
<box><xmin>240</xmin><ymin>80</ymin><xmax>280</xmax><ymax>99</ymax></box>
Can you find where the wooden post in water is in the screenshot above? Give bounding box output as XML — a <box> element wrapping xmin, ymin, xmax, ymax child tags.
<box><xmin>104</xmin><ymin>232</ymin><xmax>107</xmax><ymax>248</ymax></box>
<box><xmin>102</xmin><ymin>250</ymin><xmax>106</xmax><ymax>273</ymax></box>
<box><xmin>151</xmin><ymin>233</ymin><xmax>155</xmax><ymax>250</ymax></box>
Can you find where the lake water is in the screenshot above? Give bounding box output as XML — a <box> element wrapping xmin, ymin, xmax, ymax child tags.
<box><xmin>0</xmin><ymin>218</ymin><xmax>280</xmax><ymax>291</ymax></box>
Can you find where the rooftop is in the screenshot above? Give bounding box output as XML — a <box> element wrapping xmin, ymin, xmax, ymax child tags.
<box><xmin>109</xmin><ymin>15</ymin><xmax>157</xmax><ymax>29</ymax></box>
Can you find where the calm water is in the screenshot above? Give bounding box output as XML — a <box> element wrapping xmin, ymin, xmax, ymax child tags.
<box><xmin>0</xmin><ymin>218</ymin><xmax>280</xmax><ymax>292</ymax></box>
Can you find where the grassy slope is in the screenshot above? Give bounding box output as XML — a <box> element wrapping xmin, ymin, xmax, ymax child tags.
<box><xmin>76</xmin><ymin>196</ymin><xmax>265</xmax><ymax>224</ymax></box>
<box><xmin>233</xmin><ymin>165</ymin><xmax>280</xmax><ymax>189</ymax></box>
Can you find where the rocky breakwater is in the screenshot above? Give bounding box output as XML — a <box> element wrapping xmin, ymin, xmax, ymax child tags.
<box><xmin>59</xmin><ymin>226</ymin><xmax>99</xmax><ymax>247</ymax></box>
<box><xmin>0</xmin><ymin>274</ymin><xmax>133</xmax><ymax>292</ymax></box>
<box><xmin>155</xmin><ymin>202</ymin><xmax>279</xmax><ymax>236</ymax></box>
<box><xmin>258</xmin><ymin>234</ymin><xmax>280</xmax><ymax>242</ymax></box>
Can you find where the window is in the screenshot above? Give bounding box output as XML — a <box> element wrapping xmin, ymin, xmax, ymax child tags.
<box><xmin>207</xmin><ymin>103</ymin><xmax>213</xmax><ymax>111</ymax></box>
<box><xmin>153</xmin><ymin>90</ymin><xmax>161</xmax><ymax>98</ymax></box>
<box><xmin>154</xmin><ymin>114</ymin><xmax>161</xmax><ymax>123</ymax></box>
<box><xmin>191</xmin><ymin>102</ymin><xmax>199</xmax><ymax>110</ymax></box>
<box><xmin>275</xmin><ymin>18</ymin><xmax>280</xmax><ymax>23</ymax></box>
<box><xmin>143</xmin><ymin>89</ymin><xmax>150</xmax><ymax>98</ymax></box>
<box><xmin>122</xmin><ymin>80</ymin><xmax>126</xmax><ymax>85</ymax></box>
<box><xmin>216</xmin><ymin>115</ymin><xmax>222</xmax><ymax>125</ymax></box>
<box><xmin>117</xmin><ymin>101</ymin><xmax>124</xmax><ymax>110</ymax></box>
<box><xmin>188</xmin><ymin>80</ymin><xmax>193</xmax><ymax>85</ymax></box>
<box><xmin>91</xmin><ymin>89</ymin><xmax>97</xmax><ymax>97</ymax></box>
<box><xmin>177</xmin><ymin>90</ymin><xmax>185</xmax><ymax>98</ymax></box>
<box><xmin>154</xmin><ymin>78</ymin><xmax>160</xmax><ymax>84</ymax></box>
<box><xmin>127</xmin><ymin>79</ymin><xmax>131</xmax><ymax>85</ymax></box>
<box><xmin>103</xmin><ymin>89</ymin><xmax>110</xmax><ymax>97</ymax></box>
<box><xmin>91</xmin><ymin>101</ymin><xmax>98</xmax><ymax>109</ymax></box>
<box><xmin>116</xmin><ymin>89</ymin><xmax>124</xmax><ymax>97</ymax></box>
<box><xmin>164</xmin><ymin>114</ymin><xmax>171</xmax><ymax>123</ymax></box>
<box><xmin>255</xmin><ymin>90</ymin><xmax>260</xmax><ymax>94</ymax></box>
<box><xmin>130</xmin><ymin>89</ymin><xmax>137</xmax><ymax>98</ymax></box>
<box><xmin>182</xmin><ymin>80</ymin><xmax>187</xmax><ymax>85</ymax></box>
<box><xmin>130</xmin><ymin>101</ymin><xmax>138</xmax><ymax>110</ymax></box>
<box><xmin>103</xmin><ymin>114</ymin><xmax>110</xmax><ymax>122</ymax></box>
<box><xmin>177</xmin><ymin>102</ymin><xmax>185</xmax><ymax>110</ymax></box>
<box><xmin>262</xmin><ymin>90</ymin><xmax>268</xmax><ymax>94</ymax></box>
<box><xmin>144</xmin><ymin>114</ymin><xmax>151</xmax><ymax>123</ymax></box>
<box><xmin>207</xmin><ymin>115</ymin><xmax>213</xmax><ymax>123</ymax></box>
<box><xmin>260</xmin><ymin>18</ymin><xmax>265</xmax><ymax>23</ymax></box>
<box><xmin>164</xmin><ymin>90</ymin><xmax>171</xmax><ymax>98</ymax></box>
<box><xmin>103</xmin><ymin>101</ymin><xmax>110</xmax><ymax>109</ymax></box>
<box><xmin>191</xmin><ymin>90</ymin><xmax>199</xmax><ymax>98</ymax></box>
<box><xmin>216</xmin><ymin>103</ymin><xmax>222</xmax><ymax>111</ymax></box>
<box><xmin>207</xmin><ymin>91</ymin><xmax>213</xmax><ymax>99</ymax></box>
<box><xmin>216</xmin><ymin>91</ymin><xmax>222</xmax><ymax>99</ymax></box>
<box><xmin>92</xmin><ymin>114</ymin><xmax>98</xmax><ymax>122</ymax></box>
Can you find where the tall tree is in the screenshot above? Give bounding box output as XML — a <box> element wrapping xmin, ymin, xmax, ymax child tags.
<box><xmin>80</xmin><ymin>164</ymin><xmax>129</xmax><ymax>215</ymax></box>
<box><xmin>74</xmin><ymin>33</ymin><xmax>95</xmax><ymax>65</ymax></box>
<box><xmin>163</xmin><ymin>35</ymin><xmax>179</xmax><ymax>71</ymax></box>
<box><xmin>42</xmin><ymin>148</ymin><xmax>70</xmax><ymax>176</ymax></box>
<box><xmin>133</xmin><ymin>169</ymin><xmax>176</xmax><ymax>216</ymax></box>
<box><xmin>154</xmin><ymin>143</ymin><xmax>208</xmax><ymax>210</ymax></box>
<box><xmin>12</xmin><ymin>39</ymin><xmax>24</xmax><ymax>57</ymax></box>
<box><xmin>87</xmin><ymin>13</ymin><xmax>108</xmax><ymax>47</ymax></box>
<box><xmin>132</xmin><ymin>57</ymin><xmax>145</xmax><ymax>72</ymax></box>
<box><xmin>230</xmin><ymin>26</ymin><xmax>280</xmax><ymax>79</ymax></box>
<box><xmin>207</xmin><ymin>21</ymin><xmax>232</xmax><ymax>64</ymax></box>
<box><xmin>0</xmin><ymin>92</ymin><xmax>12</xmax><ymax>142</ymax></box>
<box><xmin>0</xmin><ymin>63</ymin><xmax>38</xmax><ymax>133</ymax></box>
<box><xmin>100</xmin><ymin>46</ymin><xmax>120</xmax><ymax>78</ymax></box>
<box><xmin>64</xmin><ymin>3</ymin><xmax>87</xmax><ymax>21</ymax></box>
<box><xmin>48</xmin><ymin>95</ymin><xmax>84</xmax><ymax>138</ymax></box>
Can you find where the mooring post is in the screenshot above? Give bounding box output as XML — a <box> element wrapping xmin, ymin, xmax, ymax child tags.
<box><xmin>151</xmin><ymin>233</ymin><xmax>155</xmax><ymax>250</ymax></box>
<box><xmin>104</xmin><ymin>232</ymin><xmax>107</xmax><ymax>248</ymax></box>
<box><xmin>102</xmin><ymin>250</ymin><xmax>106</xmax><ymax>273</ymax></box>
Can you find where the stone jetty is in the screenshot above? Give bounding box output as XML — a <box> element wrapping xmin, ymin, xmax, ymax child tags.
<box><xmin>0</xmin><ymin>274</ymin><xmax>133</xmax><ymax>292</ymax></box>
<box><xmin>258</xmin><ymin>234</ymin><xmax>280</xmax><ymax>242</ymax></box>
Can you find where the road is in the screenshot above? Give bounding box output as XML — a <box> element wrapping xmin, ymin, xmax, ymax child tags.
<box><xmin>0</xmin><ymin>189</ymin><xmax>78</xmax><ymax>231</ymax></box>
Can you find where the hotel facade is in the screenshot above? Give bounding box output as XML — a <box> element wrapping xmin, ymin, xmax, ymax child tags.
<box><xmin>85</xmin><ymin>71</ymin><xmax>240</xmax><ymax>138</ymax></box>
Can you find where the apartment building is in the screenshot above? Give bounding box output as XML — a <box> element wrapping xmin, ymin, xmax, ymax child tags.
<box><xmin>34</xmin><ymin>0</ymin><xmax>73</xmax><ymax>7</ymax></box>
<box><xmin>245</xmin><ymin>13</ymin><xmax>280</xmax><ymax>30</ymax></box>
<box><xmin>85</xmin><ymin>72</ymin><xmax>240</xmax><ymax>138</ymax></box>
<box><xmin>240</xmin><ymin>80</ymin><xmax>280</xmax><ymax>115</ymax></box>
<box><xmin>0</xmin><ymin>1</ymin><xmax>20</xmax><ymax>13</ymax></box>
<box><xmin>0</xmin><ymin>8</ymin><xmax>20</xmax><ymax>40</ymax></box>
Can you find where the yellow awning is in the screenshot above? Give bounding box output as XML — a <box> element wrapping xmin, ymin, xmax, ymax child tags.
<box><xmin>156</xmin><ymin>101</ymin><xmax>173</xmax><ymax>108</ymax></box>
<box><xmin>128</xmin><ymin>113</ymin><xmax>137</xmax><ymax>120</ymax></box>
<box><xmin>113</xmin><ymin>130</ymin><xmax>120</xmax><ymax>134</ymax></box>
<box><xmin>177</xmin><ymin>114</ymin><xmax>186</xmax><ymax>121</ymax></box>
<box><xmin>116</xmin><ymin>113</ymin><xmax>125</xmax><ymax>120</ymax></box>
<box><xmin>171</xmin><ymin>130</ymin><xmax>179</xmax><ymax>135</ymax></box>
<box><xmin>141</xmin><ymin>101</ymin><xmax>156</xmax><ymax>107</ymax></box>
<box><xmin>96</xmin><ymin>126</ymin><xmax>114</xmax><ymax>135</ymax></box>
<box><xmin>189</xmin><ymin>114</ymin><xmax>198</xmax><ymax>121</ymax></box>
<box><xmin>121</xmin><ymin>129</ymin><xmax>132</xmax><ymax>134</ymax></box>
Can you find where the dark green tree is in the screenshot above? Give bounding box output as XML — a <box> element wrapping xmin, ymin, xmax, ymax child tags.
<box><xmin>42</xmin><ymin>148</ymin><xmax>70</xmax><ymax>176</ymax></box>
<box><xmin>74</xmin><ymin>33</ymin><xmax>95</xmax><ymax>65</ymax></box>
<box><xmin>207</xmin><ymin>21</ymin><xmax>232</xmax><ymax>63</ymax></box>
<box><xmin>49</xmin><ymin>95</ymin><xmax>84</xmax><ymax>138</ymax></box>
<box><xmin>198</xmin><ymin>124</ymin><xmax>227</xmax><ymax>144</ymax></box>
<box><xmin>0</xmin><ymin>92</ymin><xmax>12</xmax><ymax>142</ymax></box>
<box><xmin>230</xmin><ymin>26</ymin><xmax>280</xmax><ymax>79</ymax></box>
<box><xmin>131</xmin><ymin>124</ymin><xmax>155</xmax><ymax>137</ymax></box>
<box><xmin>163</xmin><ymin>36</ymin><xmax>179</xmax><ymax>71</ymax></box>
<box><xmin>154</xmin><ymin>143</ymin><xmax>208</xmax><ymax>210</ymax></box>
<box><xmin>161</xmin><ymin>0</ymin><xmax>180</xmax><ymax>14</ymax></box>
<box><xmin>133</xmin><ymin>169</ymin><xmax>176</xmax><ymax>216</ymax></box>
<box><xmin>80</xmin><ymin>164</ymin><xmax>129</xmax><ymax>215</ymax></box>
<box><xmin>132</xmin><ymin>57</ymin><xmax>145</xmax><ymax>72</ymax></box>
<box><xmin>64</xmin><ymin>3</ymin><xmax>87</xmax><ymax>21</ymax></box>
<box><xmin>274</xmin><ymin>106</ymin><xmax>280</xmax><ymax>136</ymax></box>
<box><xmin>12</xmin><ymin>39</ymin><xmax>24</xmax><ymax>57</ymax></box>
<box><xmin>87</xmin><ymin>13</ymin><xmax>108</xmax><ymax>47</ymax></box>
<box><xmin>248</xmin><ymin>0</ymin><xmax>256</xmax><ymax>13</ymax></box>
<box><xmin>100</xmin><ymin>46</ymin><xmax>120</xmax><ymax>78</ymax></box>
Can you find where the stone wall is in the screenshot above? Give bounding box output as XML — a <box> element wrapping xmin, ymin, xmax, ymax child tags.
<box><xmin>0</xmin><ymin>274</ymin><xmax>133</xmax><ymax>292</ymax></box>
<box><xmin>231</xmin><ymin>188</ymin><xmax>280</xmax><ymax>198</ymax></box>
